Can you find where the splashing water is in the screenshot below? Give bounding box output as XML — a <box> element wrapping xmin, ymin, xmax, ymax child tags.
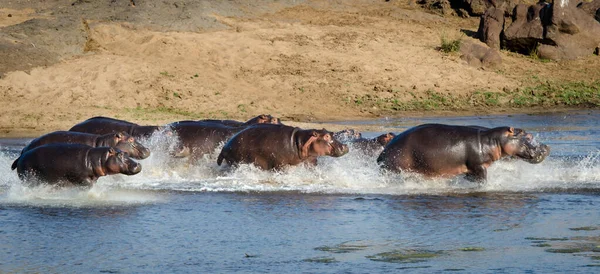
<box><xmin>2</xmin><ymin>112</ymin><xmax>600</xmax><ymax>206</ymax></box>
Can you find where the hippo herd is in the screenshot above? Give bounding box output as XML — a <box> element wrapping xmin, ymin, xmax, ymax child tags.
<box><xmin>10</xmin><ymin>114</ymin><xmax>551</xmax><ymax>187</ymax></box>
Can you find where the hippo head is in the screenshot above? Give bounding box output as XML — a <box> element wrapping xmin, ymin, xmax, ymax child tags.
<box><xmin>376</xmin><ymin>132</ymin><xmax>396</xmax><ymax>147</ymax></box>
<box><xmin>246</xmin><ymin>114</ymin><xmax>282</xmax><ymax>125</ymax></box>
<box><xmin>110</xmin><ymin>132</ymin><xmax>151</xmax><ymax>160</ymax></box>
<box><xmin>302</xmin><ymin>129</ymin><xmax>349</xmax><ymax>158</ymax></box>
<box><xmin>102</xmin><ymin>148</ymin><xmax>142</xmax><ymax>176</ymax></box>
<box><xmin>499</xmin><ymin>127</ymin><xmax>550</xmax><ymax>164</ymax></box>
<box><xmin>333</xmin><ymin>129</ymin><xmax>362</xmax><ymax>143</ymax></box>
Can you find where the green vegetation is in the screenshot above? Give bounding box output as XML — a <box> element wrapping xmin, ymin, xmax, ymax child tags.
<box><xmin>315</xmin><ymin>242</ymin><xmax>370</xmax><ymax>254</ymax></box>
<box><xmin>570</xmin><ymin>226</ymin><xmax>600</xmax><ymax>231</ymax></box>
<box><xmin>459</xmin><ymin>247</ymin><xmax>485</xmax><ymax>252</ymax></box>
<box><xmin>366</xmin><ymin>250</ymin><xmax>442</xmax><ymax>263</ymax></box>
<box><xmin>303</xmin><ymin>256</ymin><xmax>338</xmax><ymax>263</ymax></box>
<box><xmin>347</xmin><ymin>80</ymin><xmax>600</xmax><ymax>112</ymax></box>
<box><xmin>440</xmin><ymin>35</ymin><xmax>462</xmax><ymax>53</ymax></box>
<box><xmin>159</xmin><ymin>71</ymin><xmax>174</xmax><ymax>77</ymax></box>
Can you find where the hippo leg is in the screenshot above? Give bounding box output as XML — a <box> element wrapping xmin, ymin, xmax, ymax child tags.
<box><xmin>465</xmin><ymin>165</ymin><xmax>487</xmax><ymax>183</ymax></box>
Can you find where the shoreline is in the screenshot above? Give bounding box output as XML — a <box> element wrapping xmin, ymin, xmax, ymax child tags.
<box><xmin>1</xmin><ymin>107</ymin><xmax>593</xmax><ymax>138</ymax></box>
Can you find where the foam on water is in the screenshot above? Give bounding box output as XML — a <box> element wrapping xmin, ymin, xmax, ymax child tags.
<box><xmin>2</xmin><ymin>130</ymin><xmax>600</xmax><ymax>206</ymax></box>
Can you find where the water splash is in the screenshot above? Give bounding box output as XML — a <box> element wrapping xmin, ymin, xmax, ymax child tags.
<box><xmin>2</xmin><ymin>134</ymin><xmax>600</xmax><ymax>204</ymax></box>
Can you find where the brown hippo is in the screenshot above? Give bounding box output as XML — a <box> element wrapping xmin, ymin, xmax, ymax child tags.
<box><xmin>377</xmin><ymin>124</ymin><xmax>550</xmax><ymax>182</ymax></box>
<box><xmin>69</xmin><ymin>116</ymin><xmax>162</xmax><ymax>139</ymax></box>
<box><xmin>169</xmin><ymin>115</ymin><xmax>282</xmax><ymax>161</ymax></box>
<box><xmin>350</xmin><ymin>133</ymin><xmax>396</xmax><ymax>156</ymax></box>
<box><xmin>217</xmin><ymin>124</ymin><xmax>349</xmax><ymax>170</ymax></box>
<box><xmin>199</xmin><ymin>114</ymin><xmax>282</xmax><ymax>127</ymax></box>
<box><xmin>333</xmin><ymin>129</ymin><xmax>362</xmax><ymax>143</ymax></box>
<box><xmin>10</xmin><ymin>131</ymin><xmax>150</xmax><ymax>170</ymax></box>
<box><xmin>14</xmin><ymin>144</ymin><xmax>142</xmax><ymax>187</ymax></box>
<box><xmin>168</xmin><ymin>121</ymin><xmax>243</xmax><ymax>161</ymax></box>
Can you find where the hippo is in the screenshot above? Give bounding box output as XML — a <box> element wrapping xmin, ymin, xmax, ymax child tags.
<box><xmin>377</xmin><ymin>124</ymin><xmax>550</xmax><ymax>182</ymax></box>
<box><xmin>10</xmin><ymin>131</ymin><xmax>150</xmax><ymax>170</ymax></box>
<box><xmin>217</xmin><ymin>124</ymin><xmax>349</xmax><ymax>170</ymax></box>
<box><xmin>350</xmin><ymin>132</ymin><xmax>396</xmax><ymax>156</ymax></box>
<box><xmin>333</xmin><ymin>129</ymin><xmax>362</xmax><ymax>143</ymax></box>
<box><xmin>69</xmin><ymin>116</ymin><xmax>162</xmax><ymax>139</ymax></box>
<box><xmin>14</xmin><ymin>144</ymin><xmax>142</xmax><ymax>187</ymax></box>
<box><xmin>168</xmin><ymin>121</ymin><xmax>243</xmax><ymax>161</ymax></box>
<box><xmin>168</xmin><ymin>115</ymin><xmax>282</xmax><ymax>161</ymax></box>
<box><xmin>199</xmin><ymin>114</ymin><xmax>282</xmax><ymax>127</ymax></box>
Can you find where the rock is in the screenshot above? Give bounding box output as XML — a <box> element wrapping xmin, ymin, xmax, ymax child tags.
<box><xmin>503</xmin><ymin>3</ymin><xmax>549</xmax><ymax>54</ymax></box>
<box><xmin>477</xmin><ymin>6</ymin><xmax>505</xmax><ymax>49</ymax></box>
<box><xmin>578</xmin><ymin>0</ymin><xmax>600</xmax><ymax>23</ymax></box>
<box><xmin>542</xmin><ymin>0</ymin><xmax>600</xmax><ymax>59</ymax></box>
<box><xmin>418</xmin><ymin>0</ymin><xmax>456</xmax><ymax>15</ymax></box>
<box><xmin>460</xmin><ymin>42</ymin><xmax>502</xmax><ymax>68</ymax></box>
<box><xmin>501</xmin><ymin>0</ymin><xmax>600</xmax><ymax>60</ymax></box>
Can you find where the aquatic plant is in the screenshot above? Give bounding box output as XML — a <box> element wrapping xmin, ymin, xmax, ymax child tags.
<box><xmin>366</xmin><ymin>249</ymin><xmax>442</xmax><ymax>264</ymax></box>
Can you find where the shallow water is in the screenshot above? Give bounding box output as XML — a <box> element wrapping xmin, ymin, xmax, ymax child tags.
<box><xmin>2</xmin><ymin>110</ymin><xmax>600</xmax><ymax>272</ymax></box>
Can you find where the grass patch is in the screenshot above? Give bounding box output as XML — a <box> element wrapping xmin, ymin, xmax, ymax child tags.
<box><xmin>440</xmin><ymin>35</ymin><xmax>462</xmax><ymax>53</ymax></box>
<box><xmin>351</xmin><ymin>80</ymin><xmax>600</xmax><ymax>112</ymax></box>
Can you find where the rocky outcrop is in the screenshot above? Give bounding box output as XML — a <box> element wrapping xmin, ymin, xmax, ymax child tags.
<box><xmin>418</xmin><ymin>0</ymin><xmax>525</xmax><ymax>16</ymax></box>
<box><xmin>578</xmin><ymin>0</ymin><xmax>600</xmax><ymax>23</ymax></box>
<box><xmin>477</xmin><ymin>6</ymin><xmax>505</xmax><ymax>49</ymax></box>
<box><xmin>478</xmin><ymin>0</ymin><xmax>600</xmax><ymax>59</ymax></box>
<box><xmin>460</xmin><ymin>42</ymin><xmax>502</xmax><ymax>68</ymax></box>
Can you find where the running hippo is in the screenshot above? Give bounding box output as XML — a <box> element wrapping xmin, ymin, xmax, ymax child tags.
<box><xmin>350</xmin><ymin>133</ymin><xmax>396</xmax><ymax>156</ymax></box>
<box><xmin>377</xmin><ymin>124</ymin><xmax>550</xmax><ymax>182</ymax></box>
<box><xmin>14</xmin><ymin>144</ymin><xmax>142</xmax><ymax>187</ymax></box>
<box><xmin>334</xmin><ymin>129</ymin><xmax>362</xmax><ymax>143</ymax></box>
<box><xmin>217</xmin><ymin>124</ymin><xmax>349</xmax><ymax>170</ymax></box>
<box><xmin>169</xmin><ymin>115</ymin><xmax>282</xmax><ymax>161</ymax></box>
<box><xmin>10</xmin><ymin>131</ymin><xmax>150</xmax><ymax>170</ymax></box>
<box><xmin>69</xmin><ymin>116</ymin><xmax>162</xmax><ymax>139</ymax></box>
<box><xmin>199</xmin><ymin>114</ymin><xmax>282</xmax><ymax>127</ymax></box>
<box><xmin>169</xmin><ymin>121</ymin><xmax>243</xmax><ymax>161</ymax></box>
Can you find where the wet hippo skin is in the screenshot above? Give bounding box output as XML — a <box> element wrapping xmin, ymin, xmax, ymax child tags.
<box><xmin>377</xmin><ymin>124</ymin><xmax>550</xmax><ymax>182</ymax></box>
<box><xmin>217</xmin><ymin>124</ymin><xmax>349</xmax><ymax>170</ymax></box>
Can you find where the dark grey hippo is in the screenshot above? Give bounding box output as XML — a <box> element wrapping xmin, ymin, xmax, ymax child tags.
<box><xmin>377</xmin><ymin>124</ymin><xmax>550</xmax><ymax>182</ymax></box>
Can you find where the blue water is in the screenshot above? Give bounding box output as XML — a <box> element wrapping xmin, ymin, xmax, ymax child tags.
<box><xmin>2</xmin><ymin>110</ymin><xmax>600</xmax><ymax>273</ymax></box>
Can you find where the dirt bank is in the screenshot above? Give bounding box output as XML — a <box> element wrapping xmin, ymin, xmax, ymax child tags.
<box><xmin>1</xmin><ymin>0</ymin><xmax>599</xmax><ymax>137</ymax></box>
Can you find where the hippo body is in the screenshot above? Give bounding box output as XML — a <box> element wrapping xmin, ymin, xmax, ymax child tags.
<box><xmin>69</xmin><ymin>116</ymin><xmax>161</xmax><ymax>138</ymax></box>
<box><xmin>10</xmin><ymin>131</ymin><xmax>149</xmax><ymax>171</ymax></box>
<box><xmin>14</xmin><ymin>144</ymin><xmax>142</xmax><ymax>187</ymax></box>
<box><xmin>377</xmin><ymin>124</ymin><xmax>550</xmax><ymax>182</ymax></box>
<box><xmin>199</xmin><ymin>114</ymin><xmax>282</xmax><ymax>127</ymax></box>
<box><xmin>350</xmin><ymin>133</ymin><xmax>396</xmax><ymax>156</ymax></box>
<box><xmin>170</xmin><ymin>115</ymin><xmax>282</xmax><ymax>161</ymax></box>
<box><xmin>169</xmin><ymin>121</ymin><xmax>243</xmax><ymax>160</ymax></box>
<box><xmin>217</xmin><ymin>124</ymin><xmax>349</xmax><ymax>170</ymax></box>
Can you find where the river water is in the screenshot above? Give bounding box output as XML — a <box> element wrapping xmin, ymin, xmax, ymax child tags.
<box><xmin>1</xmin><ymin>110</ymin><xmax>600</xmax><ymax>273</ymax></box>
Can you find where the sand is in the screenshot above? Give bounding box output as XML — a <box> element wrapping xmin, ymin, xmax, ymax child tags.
<box><xmin>1</xmin><ymin>0</ymin><xmax>598</xmax><ymax>137</ymax></box>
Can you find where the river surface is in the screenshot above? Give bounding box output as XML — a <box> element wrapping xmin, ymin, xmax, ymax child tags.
<box><xmin>1</xmin><ymin>110</ymin><xmax>600</xmax><ymax>273</ymax></box>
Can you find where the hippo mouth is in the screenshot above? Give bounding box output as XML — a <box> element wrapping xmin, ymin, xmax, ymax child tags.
<box><xmin>134</xmin><ymin>145</ymin><xmax>151</xmax><ymax>159</ymax></box>
<box><xmin>330</xmin><ymin>142</ymin><xmax>349</xmax><ymax>157</ymax></box>
<box><xmin>522</xmin><ymin>143</ymin><xmax>550</xmax><ymax>164</ymax></box>
<box><xmin>125</xmin><ymin>161</ymin><xmax>142</xmax><ymax>175</ymax></box>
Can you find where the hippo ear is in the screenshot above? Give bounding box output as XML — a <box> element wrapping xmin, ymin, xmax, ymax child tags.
<box><xmin>116</xmin><ymin>132</ymin><xmax>125</xmax><ymax>139</ymax></box>
<box><xmin>312</xmin><ymin>131</ymin><xmax>319</xmax><ymax>137</ymax></box>
<box><xmin>508</xmin><ymin>127</ymin><xmax>514</xmax><ymax>135</ymax></box>
<box><xmin>108</xmin><ymin>148</ymin><xmax>117</xmax><ymax>155</ymax></box>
